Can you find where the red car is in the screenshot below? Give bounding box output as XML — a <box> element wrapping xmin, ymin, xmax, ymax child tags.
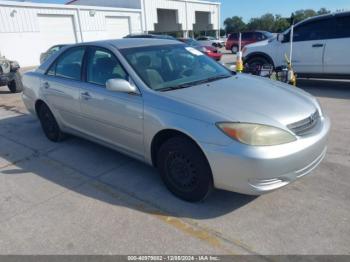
<box><xmin>225</xmin><ymin>31</ymin><xmax>274</xmax><ymax>54</ymax></box>
<box><xmin>178</xmin><ymin>38</ymin><xmax>222</xmax><ymax>61</ymax></box>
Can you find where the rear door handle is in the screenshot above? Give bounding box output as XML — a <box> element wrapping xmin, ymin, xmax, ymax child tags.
<box><xmin>43</xmin><ymin>82</ymin><xmax>50</xmax><ymax>89</ymax></box>
<box><xmin>312</xmin><ymin>44</ymin><xmax>324</xmax><ymax>48</ymax></box>
<box><xmin>81</xmin><ymin>91</ymin><xmax>91</xmax><ymax>100</ymax></box>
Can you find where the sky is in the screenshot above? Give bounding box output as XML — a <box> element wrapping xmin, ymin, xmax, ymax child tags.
<box><xmin>19</xmin><ymin>0</ymin><xmax>350</xmax><ymax>25</ymax></box>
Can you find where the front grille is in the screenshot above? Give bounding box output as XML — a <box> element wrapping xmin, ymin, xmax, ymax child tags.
<box><xmin>287</xmin><ymin>111</ymin><xmax>320</xmax><ymax>136</ymax></box>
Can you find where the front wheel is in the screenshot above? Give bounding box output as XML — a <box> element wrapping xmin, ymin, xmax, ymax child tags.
<box><xmin>246</xmin><ymin>57</ymin><xmax>273</xmax><ymax>69</ymax></box>
<box><xmin>157</xmin><ymin>137</ymin><xmax>213</xmax><ymax>202</ymax></box>
<box><xmin>7</xmin><ymin>71</ymin><xmax>23</xmax><ymax>93</ymax></box>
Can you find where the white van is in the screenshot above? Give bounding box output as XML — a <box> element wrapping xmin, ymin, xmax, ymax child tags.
<box><xmin>242</xmin><ymin>12</ymin><xmax>350</xmax><ymax>79</ymax></box>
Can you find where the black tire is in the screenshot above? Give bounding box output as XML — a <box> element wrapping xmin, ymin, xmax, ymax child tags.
<box><xmin>7</xmin><ymin>71</ymin><xmax>23</xmax><ymax>93</ymax></box>
<box><xmin>231</xmin><ymin>45</ymin><xmax>239</xmax><ymax>54</ymax></box>
<box><xmin>246</xmin><ymin>56</ymin><xmax>273</xmax><ymax>69</ymax></box>
<box><xmin>38</xmin><ymin>103</ymin><xmax>65</xmax><ymax>142</ymax></box>
<box><xmin>157</xmin><ymin>136</ymin><xmax>213</xmax><ymax>202</ymax></box>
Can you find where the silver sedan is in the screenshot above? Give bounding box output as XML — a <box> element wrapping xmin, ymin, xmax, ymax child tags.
<box><xmin>22</xmin><ymin>39</ymin><xmax>330</xmax><ymax>202</ymax></box>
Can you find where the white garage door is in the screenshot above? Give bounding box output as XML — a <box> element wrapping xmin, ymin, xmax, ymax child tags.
<box><xmin>105</xmin><ymin>17</ymin><xmax>130</xmax><ymax>39</ymax></box>
<box><xmin>38</xmin><ymin>15</ymin><xmax>77</xmax><ymax>51</ymax></box>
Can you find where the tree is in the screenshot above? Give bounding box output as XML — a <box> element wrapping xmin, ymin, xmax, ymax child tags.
<box><xmin>224</xmin><ymin>16</ymin><xmax>246</xmax><ymax>33</ymax></box>
<box><xmin>223</xmin><ymin>8</ymin><xmax>332</xmax><ymax>33</ymax></box>
<box><xmin>247</xmin><ymin>13</ymin><xmax>275</xmax><ymax>31</ymax></box>
<box><xmin>273</xmin><ymin>15</ymin><xmax>290</xmax><ymax>32</ymax></box>
<box><xmin>317</xmin><ymin>8</ymin><xmax>331</xmax><ymax>15</ymax></box>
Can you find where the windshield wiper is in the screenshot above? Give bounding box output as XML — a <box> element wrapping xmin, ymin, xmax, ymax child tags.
<box><xmin>191</xmin><ymin>74</ymin><xmax>231</xmax><ymax>85</ymax></box>
<box><xmin>159</xmin><ymin>83</ymin><xmax>193</xmax><ymax>92</ymax></box>
<box><xmin>159</xmin><ymin>74</ymin><xmax>231</xmax><ymax>92</ymax></box>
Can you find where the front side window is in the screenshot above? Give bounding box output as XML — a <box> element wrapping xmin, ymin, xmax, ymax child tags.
<box><xmin>50</xmin><ymin>47</ymin><xmax>85</xmax><ymax>80</ymax></box>
<box><xmin>120</xmin><ymin>44</ymin><xmax>232</xmax><ymax>91</ymax></box>
<box><xmin>87</xmin><ymin>48</ymin><xmax>128</xmax><ymax>86</ymax></box>
<box><xmin>293</xmin><ymin>18</ymin><xmax>332</xmax><ymax>42</ymax></box>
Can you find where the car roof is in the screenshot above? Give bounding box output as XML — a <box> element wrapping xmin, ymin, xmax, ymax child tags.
<box><xmin>124</xmin><ymin>34</ymin><xmax>175</xmax><ymax>40</ymax></box>
<box><xmin>75</xmin><ymin>38</ymin><xmax>183</xmax><ymax>50</ymax></box>
<box><xmin>297</xmin><ymin>11</ymin><xmax>350</xmax><ymax>26</ymax></box>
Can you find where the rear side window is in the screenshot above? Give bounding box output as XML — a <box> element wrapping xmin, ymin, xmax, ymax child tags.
<box><xmin>86</xmin><ymin>48</ymin><xmax>128</xmax><ymax>86</ymax></box>
<box><xmin>293</xmin><ymin>18</ymin><xmax>333</xmax><ymax>41</ymax></box>
<box><xmin>254</xmin><ymin>32</ymin><xmax>265</xmax><ymax>41</ymax></box>
<box><xmin>334</xmin><ymin>15</ymin><xmax>350</xmax><ymax>38</ymax></box>
<box><xmin>48</xmin><ymin>47</ymin><xmax>85</xmax><ymax>80</ymax></box>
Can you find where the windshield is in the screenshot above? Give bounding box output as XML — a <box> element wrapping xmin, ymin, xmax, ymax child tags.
<box><xmin>120</xmin><ymin>44</ymin><xmax>232</xmax><ymax>91</ymax></box>
<box><xmin>264</xmin><ymin>32</ymin><xmax>275</xmax><ymax>39</ymax></box>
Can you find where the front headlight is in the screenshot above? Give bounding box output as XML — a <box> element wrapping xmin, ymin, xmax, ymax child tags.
<box><xmin>216</xmin><ymin>122</ymin><xmax>296</xmax><ymax>146</ymax></box>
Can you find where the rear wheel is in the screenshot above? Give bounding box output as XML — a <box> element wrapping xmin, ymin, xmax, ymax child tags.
<box><xmin>157</xmin><ymin>137</ymin><xmax>213</xmax><ymax>202</ymax></box>
<box><xmin>37</xmin><ymin>103</ymin><xmax>65</xmax><ymax>142</ymax></box>
<box><xmin>7</xmin><ymin>71</ymin><xmax>23</xmax><ymax>93</ymax></box>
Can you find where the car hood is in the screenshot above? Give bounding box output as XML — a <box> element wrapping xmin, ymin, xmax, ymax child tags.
<box><xmin>164</xmin><ymin>74</ymin><xmax>318</xmax><ymax>128</ymax></box>
<box><xmin>245</xmin><ymin>38</ymin><xmax>275</xmax><ymax>49</ymax></box>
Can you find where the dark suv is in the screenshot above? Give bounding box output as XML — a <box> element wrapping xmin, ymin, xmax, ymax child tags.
<box><xmin>225</xmin><ymin>31</ymin><xmax>274</xmax><ymax>54</ymax></box>
<box><xmin>0</xmin><ymin>54</ymin><xmax>22</xmax><ymax>93</ymax></box>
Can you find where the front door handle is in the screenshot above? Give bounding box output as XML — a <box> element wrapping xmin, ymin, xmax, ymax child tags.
<box><xmin>312</xmin><ymin>43</ymin><xmax>324</xmax><ymax>48</ymax></box>
<box><xmin>81</xmin><ymin>91</ymin><xmax>91</xmax><ymax>100</ymax></box>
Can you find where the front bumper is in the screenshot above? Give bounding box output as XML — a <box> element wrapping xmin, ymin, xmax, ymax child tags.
<box><xmin>0</xmin><ymin>72</ymin><xmax>15</xmax><ymax>85</ymax></box>
<box><xmin>201</xmin><ymin>116</ymin><xmax>331</xmax><ymax>195</ymax></box>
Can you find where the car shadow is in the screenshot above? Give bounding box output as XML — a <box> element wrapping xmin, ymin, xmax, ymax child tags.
<box><xmin>0</xmin><ymin>113</ymin><xmax>257</xmax><ymax>220</ymax></box>
<box><xmin>297</xmin><ymin>79</ymin><xmax>350</xmax><ymax>100</ymax></box>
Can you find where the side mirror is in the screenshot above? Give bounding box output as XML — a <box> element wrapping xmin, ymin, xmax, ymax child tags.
<box><xmin>277</xmin><ymin>33</ymin><xmax>284</xmax><ymax>42</ymax></box>
<box><xmin>106</xmin><ymin>78</ymin><xmax>138</xmax><ymax>94</ymax></box>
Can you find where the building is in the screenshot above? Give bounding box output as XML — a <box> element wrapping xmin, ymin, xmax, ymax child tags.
<box><xmin>0</xmin><ymin>0</ymin><xmax>220</xmax><ymax>67</ymax></box>
<box><xmin>68</xmin><ymin>0</ymin><xmax>221</xmax><ymax>38</ymax></box>
<box><xmin>0</xmin><ymin>0</ymin><xmax>142</xmax><ymax>66</ymax></box>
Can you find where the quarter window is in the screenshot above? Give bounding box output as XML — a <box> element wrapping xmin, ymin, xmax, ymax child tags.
<box><xmin>86</xmin><ymin>48</ymin><xmax>128</xmax><ymax>86</ymax></box>
<box><xmin>49</xmin><ymin>47</ymin><xmax>85</xmax><ymax>80</ymax></box>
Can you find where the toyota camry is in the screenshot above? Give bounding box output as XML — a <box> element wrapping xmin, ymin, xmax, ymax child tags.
<box><xmin>22</xmin><ymin>39</ymin><xmax>330</xmax><ymax>202</ymax></box>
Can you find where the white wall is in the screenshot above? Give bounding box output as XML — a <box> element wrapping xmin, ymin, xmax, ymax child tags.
<box><xmin>67</xmin><ymin>0</ymin><xmax>141</xmax><ymax>9</ymax></box>
<box><xmin>0</xmin><ymin>1</ymin><xmax>142</xmax><ymax>67</ymax></box>
<box><xmin>67</xmin><ymin>0</ymin><xmax>221</xmax><ymax>34</ymax></box>
<box><xmin>142</xmin><ymin>0</ymin><xmax>220</xmax><ymax>32</ymax></box>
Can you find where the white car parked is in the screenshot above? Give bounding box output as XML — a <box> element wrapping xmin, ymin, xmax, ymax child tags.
<box><xmin>196</xmin><ymin>36</ymin><xmax>225</xmax><ymax>48</ymax></box>
<box><xmin>243</xmin><ymin>12</ymin><xmax>350</xmax><ymax>79</ymax></box>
